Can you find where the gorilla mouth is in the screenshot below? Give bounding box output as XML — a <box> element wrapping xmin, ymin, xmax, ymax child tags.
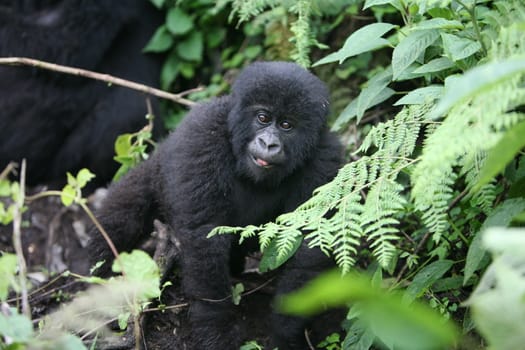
<box><xmin>252</xmin><ymin>155</ymin><xmax>274</xmax><ymax>168</ymax></box>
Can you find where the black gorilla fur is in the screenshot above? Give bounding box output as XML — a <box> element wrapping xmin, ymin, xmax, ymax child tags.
<box><xmin>0</xmin><ymin>0</ymin><xmax>163</xmax><ymax>187</ymax></box>
<box><xmin>88</xmin><ymin>62</ymin><xmax>344</xmax><ymax>349</ymax></box>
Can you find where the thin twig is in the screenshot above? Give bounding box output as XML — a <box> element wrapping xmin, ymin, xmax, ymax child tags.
<box><xmin>0</xmin><ymin>162</ymin><xmax>17</xmax><ymax>180</ymax></box>
<box><xmin>394</xmin><ymin>231</ymin><xmax>431</xmax><ymax>286</ymax></box>
<box><xmin>25</xmin><ymin>190</ymin><xmax>125</xmax><ymax>276</ymax></box>
<box><xmin>304</xmin><ymin>329</ymin><xmax>315</xmax><ymax>350</ymax></box>
<box><xmin>12</xmin><ymin>160</ymin><xmax>30</xmax><ymax>317</ymax></box>
<box><xmin>0</xmin><ymin>57</ymin><xmax>198</xmax><ymax>107</ymax></box>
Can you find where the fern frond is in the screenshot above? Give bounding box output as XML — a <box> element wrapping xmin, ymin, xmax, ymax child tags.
<box><xmin>276</xmin><ymin>227</ymin><xmax>303</xmax><ymax>259</ymax></box>
<box><xmin>412</xmin><ymin>23</ymin><xmax>525</xmax><ymax>241</ymax></box>
<box><xmin>288</xmin><ymin>0</ymin><xmax>313</xmax><ymax>67</ymax></box>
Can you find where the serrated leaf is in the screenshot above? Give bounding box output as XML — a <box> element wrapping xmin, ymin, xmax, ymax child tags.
<box><xmin>464</xmin><ymin>199</ymin><xmax>525</xmax><ymax>285</ymax></box>
<box><xmin>143</xmin><ymin>25</ymin><xmax>173</xmax><ymax>53</ymax></box>
<box><xmin>412</xmin><ymin>57</ymin><xmax>455</xmax><ymax>74</ymax></box>
<box><xmin>61</xmin><ymin>184</ymin><xmax>76</xmax><ymax>206</ymax></box>
<box><xmin>313</xmin><ymin>23</ymin><xmax>396</xmax><ymax>66</ymax></box>
<box><xmin>430</xmin><ymin>58</ymin><xmax>525</xmax><ymax>119</ymax></box>
<box><xmin>392</xmin><ymin>29</ymin><xmax>440</xmax><ymax>80</ymax></box>
<box><xmin>112</xmin><ymin>250</ymin><xmax>161</xmax><ymax>299</ymax></box>
<box><xmin>403</xmin><ymin>260</ymin><xmax>453</xmax><ymax>303</ymax></box>
<box><xmin>441</xmin><ymin>33</ymin><xmax>481</xmax><ymax>61</ymax></box>
<box><xmin>166</xmin><ymin>8</ymin><xmax>193</xmax><ymax>35</ymax></box>
<box><xmin>394</xmin><ymin>85</ymin><xmax>443</xmax><ymax>105</ymax></box>
<box><xmin>475</xmin><ymin>120</ymin><xmax>525</xmax><ymax>190</ymax></box>
<box><xmin>176</xmin><ymin>31</ymin><xmax>203</xmax><ymax>62</ymax></box>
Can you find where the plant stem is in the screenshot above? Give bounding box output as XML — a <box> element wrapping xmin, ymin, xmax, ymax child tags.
<box><xmin>0</xmin><ymin>57</ymin><xmax>198</xmax><ymax>106</ymax></box>
<box><xmin>12</xmin><ymin>160</ymin><xmax>30</xmax><ymax>317</ymax></box>
<box><xmin>456</xmin><ymin>0</ymin><xmax>488</xmax><ymax>56</ymax></box>
<box><xmin>26</xmin><ymin>190</ymin><xmax>126</xmax><ymax>277</ymax></box>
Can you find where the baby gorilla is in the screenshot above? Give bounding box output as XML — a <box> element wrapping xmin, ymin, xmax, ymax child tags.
<box><xmin>88</xmin><ymin>61</ymin><xmax>343</xmax><ymax>349</ymax></box>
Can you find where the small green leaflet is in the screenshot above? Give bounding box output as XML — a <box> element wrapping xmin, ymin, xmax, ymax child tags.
<box><xmin>313</xmin><ymin>23</ymin><xmax>396</xmax><ymax>66</ymax></box>
<box><xmin>441</xmin><ymin>33</ymin><xmax>481</xmax><ymax>62</ymax></box>
<box><xmin>394</xmin><ymin>85</ymin><xmax>443</xmax><ymax>106</ymax></box>
<box><xmin>392</xmin><ymin>29</ymin><xmax>440</xmax><ymax>81</ymax></box>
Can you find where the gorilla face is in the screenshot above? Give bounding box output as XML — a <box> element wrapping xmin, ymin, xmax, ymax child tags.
<box><xmin>228</xmin><ymin>62</ymin><xmax>330</xmax><ymax>185</ymax></box>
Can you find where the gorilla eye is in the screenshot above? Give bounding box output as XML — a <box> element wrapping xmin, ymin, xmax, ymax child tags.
<box><xmin>280</xmin><ymin>121</ymin><xmax>293</xmax><ymax>130</ymax></box>
<box><xmin>257</xmin><ymin>112</ymin><xmax>271</xmax><ymax>124</ymax></box>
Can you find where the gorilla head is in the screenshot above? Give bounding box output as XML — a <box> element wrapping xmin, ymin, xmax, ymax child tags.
<box><xmin>228</xmin><ymin>62</ymin><xmax>331</xmax><ymax>185</ymax></box>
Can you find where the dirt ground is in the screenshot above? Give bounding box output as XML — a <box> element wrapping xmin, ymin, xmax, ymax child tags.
<box><xmin>0</xmin><ymin>188</ymin><xmax>344</xmax><ymax>349</ymax></box>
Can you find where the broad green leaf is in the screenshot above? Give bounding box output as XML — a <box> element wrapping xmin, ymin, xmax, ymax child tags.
<box><xmin>392</xmin><ymin>29</ymin><xmax>440</xmax><ymax>80</ymax></box>
<box><xmin>403</xmin><ymin>260</ymin><xmax>453</xmax><ymax>303</ymax></box>
<box><xmin>394</xmin><ymin>85</ymin><xmax>443</xmax><ymax>105</ymax></box>
<box><xmin>61</xmin><ymin>184</ymin><xmax>76</xmax><ymax>206</ymax></box>
<box><xmin>206</xmin><ymin>28</ymin><xmax>227</xmax><ymax>49</ymax></box>
<box><xmin>176</xmin><ymin>31</ymin><xmax>204</xmax><ymax>62</ymax></box>
<box><xmin>363</xmin><ymin>0</ymin><xmax>403</xmax><ymax>11</ymax></box>
<box><xmin>259</xmin><ymin>237</ymin><xmax>302</xmax><ymax>272</ymax></box>
<box><xmin>279</xmin><ymin>270</ymin><xmax>458</xmax><ymax>350</ymax></box>
<box><xmin>114</xmin><ymin>134</ymin><xmax>133</xmax><ymax>156</ymax></box>
<box><xmin>332</xmin><ymin>99</ymin><xmax>358</xmax><ymax>131</ymax></box>
<box><xmin>0</xmin><ymin>179</ymin><xmax>10</xmax><ymax>197</ymax></box>
<box><xmin>430</xmin><ymin>58</ymin><xmax>525</xmax><ymax>119</ymax></box>
<box><xmin>112</xmin><ymin>250</ymin><xmax>161</xmax><ymax>299</ymax></box>
<box><xmin>76</xmin><ymin>168</ymin><xmax>95</xmax><ymax>189</ymax></box>
<box><xmin>415</xmin><ymin>18</ymin><xmax>463</xmax><ymax>30</ymax></box>
<box><xmin>313</xmin><ymin>23</ymin><xmax>396</xmax><ymax>66</ymax></box>
<box><xmin>143</xmin><ymin>25</ymin><xmax>173</xmax><ymax>53</ymax></box>
<box><xmin>475</xmin><ymin>120</ymin><xmax>525</xmax><ymax>190</ymax></box>
<box><xmin>161</xmin><ymin>52</ymin><xmax>181</xmax><ymax>90</ymax></box>
<box><xmin>464</xmin><ymin>198</ymin><xmax>525</xmax><ymax>285</ymax></box>
<box><xmin>412</xmin><ymin>57</ymin><xmax>455</xmax><ymax>74</ymax></box>
<box><xmin>441</xmin><ymin>33</ymin><xmax>481</xmax><ymax>61</ymax></box>
<box><xmin>166</xmin><ymin>8</ymin><xmax>193</xmax><ymax>35</ymax></box>
<box><xmin>466</xmin><ymin>228</ymin><xmax>525</xmax><ymax>349</ymax></box>
<box><xmin>0</xmin><ymin>311</ymin><xmax>34</xmax><ymax>342</ymax></box>
<box><xmin>0</xmin><ymin>253</ymin><xmax>18</xmax><ymax>301</ymax></box>
<box><xmin>356</xmin><ymin>69</ymin><xmax>394</xmax><ymax>121</ymax></box>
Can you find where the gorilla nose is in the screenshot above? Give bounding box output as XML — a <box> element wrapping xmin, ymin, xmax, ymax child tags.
<box><xmin>257</xmin><ymin>134</ymin><xmax>282</xmax><ymax>155</ymax></box>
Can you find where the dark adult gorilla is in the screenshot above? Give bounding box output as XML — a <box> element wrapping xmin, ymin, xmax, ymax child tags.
<box><xmin>0</xmin><ymin>0</ymin><xmax>163</xmax><ymax>187</ymax></box>
<box><xmin>89</xmin><ymin>62</ymin><xmax>343</xmax><ymax>349</ymax></box>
